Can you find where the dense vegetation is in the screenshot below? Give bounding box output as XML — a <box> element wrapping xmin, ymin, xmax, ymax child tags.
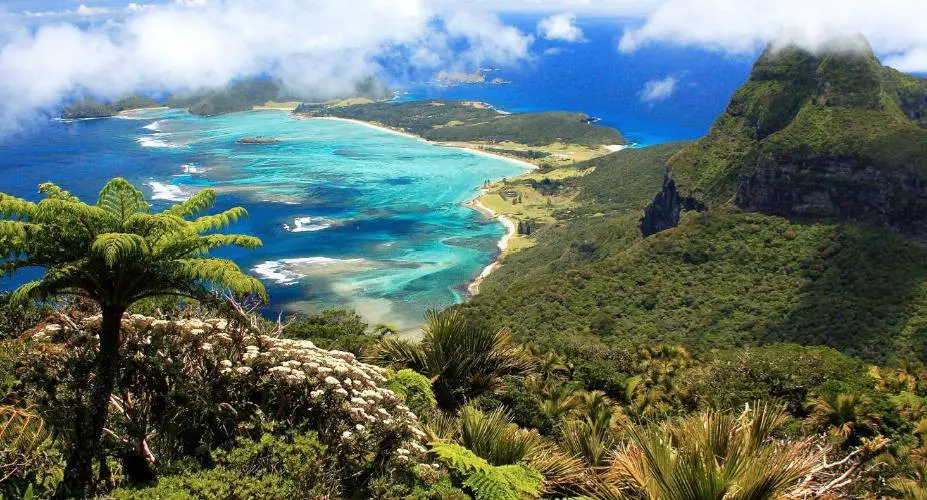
<box><xmin>299</xmin><ymin>100</ymin><xmax>625</xmax><ymax>147</ymax></box>
<box><xmin>11</xmin><ymin>37</ymin><xmax>927</xmax><ymax>499</ymax></box>
<box><xmin>5</xmin><ymin>176</ymin><xmax>922</xmax><ymax>498</ymax></box>
<box><xmin>167</xmin><ymin>80</ymin><xmax>284</xmax><ymax>116</ymax></box>
<box><xmin>422</xmin><ymin>112</ymin><xmax>625</xmax><ymax>148</ymax></box>
<box><xmin>296</xmin><ymin>100</ymin><xmax>500</xmax><ymax>133</ymax></box>
<box><xmin>463</xmin><ymin>40</ymin><xmax>927</xmax><ymax>366</ymax></box>
<box><xmin>62</xmin><ymin>96</ymin><xmax>159</xmax><ymax>119</ymax></box>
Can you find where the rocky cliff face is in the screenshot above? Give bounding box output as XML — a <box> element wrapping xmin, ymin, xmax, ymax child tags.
<box><xmin>670</xmin><ymin>36</ymin><xmax>927</xmax><ymax>240</ymax></box>
<box><xmin>737</xmin><ymin>154</ymin><xmax>927</xmax><ymax>241</ymax></box>
<box><xmin>640</xmin><ymin>173</ymin><xmax>682</xmax><ymax>237</ymax></box>
<box><xmin>640</xmin><ymin>172</ymin><xmax>705</xmax><ymax>237</ymax></box>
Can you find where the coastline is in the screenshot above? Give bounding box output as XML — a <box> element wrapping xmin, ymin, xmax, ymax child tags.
<box><xmin>465</xmin><ymin>194</ymin><xmax>518</xmax><ymax>296</ymax></box>
<box><xmin>302</xmin><ymin>116</ymin><xmax>539</xmax><ymax>172</ymax></box>
<box><xmin>300</xmin><ymin>115</ymin><xmax>536</xmax><ymax>298</ymax></box>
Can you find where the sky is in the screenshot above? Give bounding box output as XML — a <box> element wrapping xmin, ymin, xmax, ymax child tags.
<box><xmin>0</xmin><ymin>0</ymin><xmax>926</xmax><ymax>133</ymax></box>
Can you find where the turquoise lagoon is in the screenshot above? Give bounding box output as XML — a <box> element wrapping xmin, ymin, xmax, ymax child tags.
<box><xmin>0</xmin><ymin>110</ymin><xmax>524</xmax><ymax>330</ymax></box>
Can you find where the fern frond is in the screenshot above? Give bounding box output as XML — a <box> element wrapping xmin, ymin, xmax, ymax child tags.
<box><xmin>164</xmin><ymin>189</ymin><xmax>216</xmax><ymax>219</ymax></box>
<box><xmin>386</xmin><ymin>369</ymin><xmax>437</xmax><ymax>410</ymax></box>
<box><xmin>91</xmin><ymin>233</ymin><xmax>151</xmax><ymax>268</ymax></box>
<box><xmin>97</xmin><ymin>177</ymin><xmax>150</xmax><ymax>222</ymax></box>
<box><xmin>432</xmin><ymin>442</ymin><xmax>543</xmax><ymax>499</ymax></box>
<box><xmin>496</xmin><ymin>465</ymin><xmax>544</xmax><ymax>498</ymax></box>
<box><xmin>466</xmin><ymin>469</ymin><xmax>521</xmax><ymax>500</ymax></box>
<box><xmin>0</xmin><ymin>407</ymin><xmax>49</xmax><ymax>454</ymax></box>
<box><xmin>124</xmin><ymin>212</ymin><xmax>186</xmax><ymax>236</ymax></box>
<box><xmin>34</xmin><ymin>198</ymin><xmax>117</xmax><ymax>230</ymax></box>
<box><xmin>174</xmin><ymin>258</ymin><xmax>267</xmax><ymax>299</ymax></box>
<box><xmin>38</xmin><ymin>182</ymin><xmax>79</xmax><ymax>202</ymax></box>
<box><xmin>431</xmin><ymin>442</ymin><xmax>492</xmax><ymax>473</ymax></box>
<box><xmin>0</xmin><ymin>221</ymin><xmax>34</xmax><ymax>255</ymax></box>
<box><xmin>152</xmin><ymin>233</ymin><xmax>261</xmax><ymax>260</ymax></box>
<box><xmin>0</xmin><ymin>193</ymin><xmax>37</xmax><ymax>220</ymax></box>
<box><xmin>9</xmin><ymin>281</ymin><xmax>42</xmax><ymax>305</ymax></box>
<box><xmin>202</xmin><ymin>234</ymin><xmax>263</xmax><ymax>250</ymax></box>
<box><xmin>190</xmin><ymin>207</ymin><xmax>249</xmax><ymax>233</ymax></box>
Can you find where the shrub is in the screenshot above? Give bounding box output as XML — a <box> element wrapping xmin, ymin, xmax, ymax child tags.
<box><xmin>111</xmin><ymin>433</ymin><xmax>336</xmax><ymax>499</ymax></box>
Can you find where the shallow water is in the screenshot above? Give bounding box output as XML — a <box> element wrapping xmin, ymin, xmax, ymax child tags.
<box><xmin>0</xmin><ymin>109</ymin><xmax>523</xmax><ymax>330</ymax></box>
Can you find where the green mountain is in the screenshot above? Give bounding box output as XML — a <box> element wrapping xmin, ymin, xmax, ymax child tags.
<box><xmin>461</xmin><ymin>40</ymin><xmax>927</xmax><ymax>365</ymax></box>
<box><xmin>670</xmin><ymin>37</ymin><xmax>927</xmax><ymax>238</ymax></box>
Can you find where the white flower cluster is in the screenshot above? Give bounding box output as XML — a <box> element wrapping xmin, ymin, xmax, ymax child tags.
<box><xmin>39</xmin><ymin>312</ymin><xmax>428</xmax><ymax>464</ymax></box>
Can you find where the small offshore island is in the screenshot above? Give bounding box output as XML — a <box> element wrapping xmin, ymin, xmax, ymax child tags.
<box><xmin>237</xmin><ymin>136</ymin><xmax>281</xmax><ymax>144</ymax></box>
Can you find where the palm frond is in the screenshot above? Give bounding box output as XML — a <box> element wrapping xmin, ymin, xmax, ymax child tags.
<box><xmin>460</xmin><ymin>405</ymin><xmax>542</xmax><ymax>466</ymax></box>
<box><xmin>603</xmin><ymin>403</ymin><xmax>823</xmax><ymax>500</ymax></box>
<box><xmin>369</xmin><ymin>337</ymin><xmax>428</xmax><ymax>372</ymax></box>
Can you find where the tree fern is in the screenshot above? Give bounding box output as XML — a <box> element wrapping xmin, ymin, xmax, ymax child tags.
<box><xmin>0</xmin><ymin>178</ymin><xmax>265</xmax><ymax>495</ymax></box>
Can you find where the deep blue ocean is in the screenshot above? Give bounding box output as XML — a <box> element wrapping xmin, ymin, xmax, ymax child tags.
<box><xmin>0</xmin><ymin>15</ymin><xmax>758</xmax><ymax>328</ymax></box>
<box><xmin>396</xmin><ymin>16</ymin><xmax>758</xmax><ymax>145</ymax></box>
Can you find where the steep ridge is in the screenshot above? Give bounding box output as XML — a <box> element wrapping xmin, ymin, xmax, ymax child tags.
<box><xmin>461</xmin><ymin>37</ymin><xmax>927</xmax><ymax>364</ymax></box>
<box><xmin>670</xmin><ymin>37</ymin><xmax>927</xmax><ymax>239</ymax></box>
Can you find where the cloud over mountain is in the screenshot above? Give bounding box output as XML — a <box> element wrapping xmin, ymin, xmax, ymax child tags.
<box><xmin>619</xmin><ymin>0</ymin><xmax>927</xmax><ymax>72</ymax></box>
<box><xmin>0</xmin><ymin>0</ymin><xmax>532</xmax><ymax>132</ymax></box>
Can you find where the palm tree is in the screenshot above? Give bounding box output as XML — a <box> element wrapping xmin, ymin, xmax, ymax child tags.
<box><xmin>887</xmin><ymin>454</ymin><xmax>927</xmax><ymax>499</ymax></box>
<box><xmin>370</xmin><ymin>309</ymin><xmax>532</xmax><ymax>410</ymax></box>
<box><xmin>459</xmin><ymin>406</ymin><xmax>542</xmax><ymax>466</ymax></box>
<box><xmin>601</xmin><ymin>402</ymin><xmax>824</xmax><ymax>499</ymax></box>
<box><xmin>559</xmin><ymin>391</ymin><xmax>625</xmax><ymax>468</ymax></box>
<box><xmin>523</xmin><ymin>375</ymin><xmax>581</xmax><ymax>426</ymax></box>
<box><xmin>439</xmin><ymin>405</ymin><xmax>587</xmax><ymax>496</ymax></box>
<box><xmin>0</xmin><ymin>179</ymin><xmax>264</xmax><ymax>496</ymax></box>
<box><xmin>806</xmin><ymin>392</ymin><xmax>881</xmax><ymax>445</ymax></box>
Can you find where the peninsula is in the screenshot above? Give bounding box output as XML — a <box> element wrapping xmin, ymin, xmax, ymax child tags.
<box><xmin>295</xmin><ymin>99</ymin><xmax>628</xmax><ymax>258</ymax></box>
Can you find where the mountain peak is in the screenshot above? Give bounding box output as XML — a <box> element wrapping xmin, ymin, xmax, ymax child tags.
<box><xmin>669</xmin><ymin>35</ymin><xmax>927</xmax><ymax>240</ymax></box>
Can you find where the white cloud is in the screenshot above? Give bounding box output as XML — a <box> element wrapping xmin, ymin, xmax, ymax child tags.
<box><xmin>885</xmin><ymin>48</ymin><xmax>927</xmax><ymax>73</ymax></box>
<box><xmin>0</xmin><ymin>0</ymin><xmax>534</xmax><ymax>133</ymax></box>
<box><xmin>640</xmin><ymin>75</ymin><xmax>677</xmax><ymax>102</ymax></box>
<box><xmin>537</xmin><ymin>13</ymin><xmax>584</xmax><ymax>42</ymax></box>
<box><xmin>618</xmin><ymin>0</ymin><xmax>927</xmax><ymax>73</ymax></box>
<box><xmin>76</xmin><ymin>4</ymin><xmax>113</xmax><ymax>16</ymax></box>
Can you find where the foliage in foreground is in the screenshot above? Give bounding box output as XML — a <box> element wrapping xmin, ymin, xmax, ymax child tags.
<box><xmin>371</xmin><ymin>309</ymin><xmax>534</xmax><ymax>411</ymax></box>
<box><xmin>1</xmin><ymin>179</ymin><xmax>266</xmax><ymax>495</ymax></box>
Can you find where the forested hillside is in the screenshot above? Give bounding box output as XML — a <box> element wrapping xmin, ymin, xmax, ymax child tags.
<box><xmin>462</xmin><ymin>39</ymin><xmax>927</xmax><ymax>366</ymax></box>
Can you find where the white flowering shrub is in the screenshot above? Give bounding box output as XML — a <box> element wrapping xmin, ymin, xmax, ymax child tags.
<box><xmin>30</xmin><ymin>313</ymin><xmax>429</xmax><ymax>470</ymax></box>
